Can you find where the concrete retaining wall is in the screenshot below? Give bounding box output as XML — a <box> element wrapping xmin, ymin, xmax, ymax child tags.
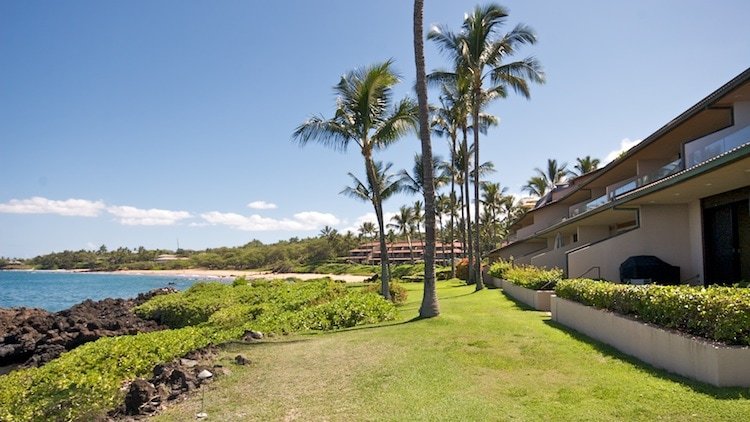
<box><xmin>550</xmin><ymin>295</ymin><xmax>750</xmax><ymax>387</ymax></box>
<box><xmin>500</xmin><ymin>280</ymin><xmax>553</xmax><ymax>311</ymax></box>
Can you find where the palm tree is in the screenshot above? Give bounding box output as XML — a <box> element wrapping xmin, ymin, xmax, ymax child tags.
<box><xmin>431</xmin><ymin>86</ymin><xmax>467</xmax><ymax>279</ymax></box>
<box><xmin>525</xmin><ymin>158</ymin><xmax>572</xmax><ymax>197</ymax></box>
<box><xmin>523</xmin><ymin>175</ymin><xmax>549</xmax><ymax>197</ymax></box>
<box><xmin>358</xmin><ymin>221</ymin><xmax>377</xmax><ymax>241</ymax></box>
<box><xmin>412</xmin><ymin>200</ymin><xmax>425</xmax><ymax>251</ymax></box>
<box><xmin>429</xmin><ymin>4</ymin><xmax>544</xmax><ymax>290</ymax></box>
<box><xmin>414</xmin><ymin>0</ymin><xmax>439</xmax><ymax>316</ymax></box>
<box><xmin>293</xmin><ymin>62</ymin><xmax>417</xmax><ymax>300</ymax></box>
<box><xmin>400</xmin><ymin>153</ymin><xmax>449</xmax><ymax>196</ymax></box>
<box><xmin>436</xmin><ymin>193</ymin><xmax>453</xmax><ymax>266</ymax></box>
<box><xmin>480</xmin><ymin>181</ymin><xmax>508</xmax><ymax>248</ymax></box>
<box><xmin>388</xmin><ymin>205</ymin><xmax>416</xmax><ymax>264</ymax></box>
<box><xmin>574</xmin><ymin>155</ymin><xmax>601</xmax><ymax>175</ymax></box>
<box><xmin>341</xmin><ymin>161</ymin><xmax>403</xmax><ymax>271</ymax></box>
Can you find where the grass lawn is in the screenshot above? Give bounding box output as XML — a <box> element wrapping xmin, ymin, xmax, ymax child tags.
<box><xmin>154</xmin><ymin>280</ymin><xmax>750</xmax><ymax>421</ymax></box>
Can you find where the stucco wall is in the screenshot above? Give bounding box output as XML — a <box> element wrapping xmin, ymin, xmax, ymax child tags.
<box><xmin>568</xmin><ymin>204</ymin><xmax>696</xmax><ymax>282</ymax></box>
<box><xmin>515</xmin><ymin>204</ymin><xmax>569</xmax><ymax>240</ymax></box>
<box><xmin>488</xmin><ymin>241</ymin><xmax>546</xmax><ymax>264</ymax></box>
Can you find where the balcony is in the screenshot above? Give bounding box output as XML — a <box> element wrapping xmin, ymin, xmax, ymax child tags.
<box><xmin>569</xmin><ymin>194</ymin><xmax>608</xmax><ymax>217</ymax></box>
<box><xmin>685</xmin><ymin>124</ymin><xmax>750</xmax><ymax>167</ymax></box>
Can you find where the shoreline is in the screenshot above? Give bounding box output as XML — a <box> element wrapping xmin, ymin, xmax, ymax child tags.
<box><xmin>0</xmin><ymin>268</ymin><xmax>371</xmax><ymax>283</ymax></box>
<box><xmin>114</xmin><ymin>269</ymin><xmax>371</xmax><ymax>283</ymax></box>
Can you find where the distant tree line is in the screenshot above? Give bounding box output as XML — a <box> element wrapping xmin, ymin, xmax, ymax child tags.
<box><xmin>21</xmin><ymin>231</ymin><xmax>363</xmax><ymax>272</ymax></box>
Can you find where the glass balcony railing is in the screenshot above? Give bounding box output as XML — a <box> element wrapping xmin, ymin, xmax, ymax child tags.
<box><xmin>564</xmin><ymin>125</ymin><xmax>749</xmax><ymax>220</ymax></box>
<box><xmin>635</xmin><ymin>157</ymin><xmax>684</xmax><ymax>188</ymax></box>
<box><xmin>684</xmin><ymin>124</ymin><xmax>750</xmax><ymax>168</ymax></box>
<box><xmin>569</xmin><ymin>194</ymin><xmax>608</xmax><ymax>217</ymax></box>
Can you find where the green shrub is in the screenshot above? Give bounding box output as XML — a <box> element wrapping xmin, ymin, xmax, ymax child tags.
<box><xmin>555</xmin><ymin>279</ymin><xmax>750</xmax><ymax>346</ymax></box>
<box><xmin>504</xmin><ymin>265</ymin><xmax>562</xmax><ymax>290</ymax></box>
<box><xmin>232</xmin><ymin>276</ymin><xmax>249</xmax><ymax>287</ymax></box>
<box><xmin>134</xmin><ymin>279</ymin><xmax>347</xmax><ymax>328</ymax></box>
<box><xmin>293</xmin><ymin>292</ymin><xmax>396</xmax><ymax>331</ymax></box>
<box><xmin>0</xmin><ymin>326</ymin><xmax>221</xmax><ymax>421</ymax></box>
<box><xmin>364</xmin><ymin>281</ymin><xmax>408</xmax><ymax>305</ymax></box>
<box><xmin>487</xmin><ymin>260</ymin><xmax>513</xmax><ymax>280</ymax></box>
<box><xmin>0</xmin><ymin>279</ymin><xmax>398</xmax><ymax>421</ymax></box>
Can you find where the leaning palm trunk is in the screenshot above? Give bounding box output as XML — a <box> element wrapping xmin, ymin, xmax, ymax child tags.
<box><xmin>414</xmin><ymin>0</ymin><xmax>438</xmax><ymax>318</ymax></box>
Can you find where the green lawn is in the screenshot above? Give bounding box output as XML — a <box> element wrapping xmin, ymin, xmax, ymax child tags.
<box><xmin>154</xmin><ymin>281</ymin><xmax>750</xmax><ymax>421</ymax></box>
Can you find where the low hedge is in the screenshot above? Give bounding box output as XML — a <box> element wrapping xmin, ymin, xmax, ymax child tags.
<box><xmin>488</xmin><ymin>261</ymin><xmax>562</xmax><ymax>290</ymax></box>
<box><xmin>555</xmin><ymin>278</ymin><xmax>750</xmax><ymax>346</ymax></box>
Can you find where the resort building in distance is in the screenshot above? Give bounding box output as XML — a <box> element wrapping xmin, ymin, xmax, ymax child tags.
<box><xmin>348</xmin><ymin>241</ymin><xmax>463</xmax><ymax>265</ymax></box>
<box><xmin>489</xmin><ymin>67</ymin><xmax>750</xmax><ymax>287</ymax></box>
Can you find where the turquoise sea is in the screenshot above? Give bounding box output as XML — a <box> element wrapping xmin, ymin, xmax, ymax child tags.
<box><xmin>0</xmin><ymin>271</ymin><xmax>206</xmax><ymax>312</ymax></box>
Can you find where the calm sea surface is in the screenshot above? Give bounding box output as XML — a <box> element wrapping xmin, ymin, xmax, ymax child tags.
<box><xmin>0</xmin><ymin>271</ymin><xmax>208</xmax><ymax>312</ymax></box>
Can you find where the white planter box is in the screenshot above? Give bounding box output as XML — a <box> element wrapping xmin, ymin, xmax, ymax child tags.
<box><xmin>550</xmin><ymin>295</ymin><xmax>750</xmax><ymax>387</ymax></box>
<box><xmin>500</xmin><ymin>280</ymin><xmax>553</xmax><ymax>312</ymax></box>
<box><xmin>485</xmin><ymin>275</ymin><xmax>503</xmax><ymax>288</ymax></box>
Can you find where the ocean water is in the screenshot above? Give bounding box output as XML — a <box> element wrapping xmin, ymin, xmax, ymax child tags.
<box><xmin>0</xmin><ymin>271</ymin><xmax>209</xmax><ymax>312</ymax></box>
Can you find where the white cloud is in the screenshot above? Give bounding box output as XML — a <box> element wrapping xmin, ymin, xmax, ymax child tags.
<box><xmin>107</xmin><ymin>206</ymin><xmax>192</xmax><ymax>226</ymax></box>
<box><xmin>247</xmin><ymin>200</ymin><xmax>277</xmax><ymax>210</ymax></box>
<box><xmin>0</xmin><ymin>197</ymin><xmax>106</xmax><ymax>217</ymax></box>
<box><xmin>605</xmin><ymin>138</ymin><xmax>642</xmax><ymax>163</ymax></box>
<box><xmin>201</xmin><ymin>210</ymin><xmax>340</xmax><ymax>232</ymax></box>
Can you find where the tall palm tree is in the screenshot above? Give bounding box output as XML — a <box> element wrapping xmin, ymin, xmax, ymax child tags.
<box><xmin>429</xmin><ymin>4</ymin><xmax>544</xmax><ymax>290</ymax></box>
<box><xmin>293</xmin><ymin>62</ymin><xmax>417</xmax><ymax>300</ymax></box>
<box><xmin>414</xmin><ymin>0</ymin><xmax>438</xmax><ymax>317</ymax></box>
<box><xmin>574</xmin><ymin>155</ymin><xmax>601</xmax><ymax>175</ymax></box>
<box><xmin>388</xmin><ymin>205</ymin><xmax>416</xmax><ymax>264</ymax></box>
<box><xmin>431</xmin><ymin>86</ymin><xmax>467</xmax><ymax>279</ymax></box>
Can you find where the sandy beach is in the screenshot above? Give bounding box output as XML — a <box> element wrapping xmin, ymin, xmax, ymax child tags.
<box><xmin>114</xmin><ymin>269</ymin><xmax>371</xmax><ymax>283</ymax></box>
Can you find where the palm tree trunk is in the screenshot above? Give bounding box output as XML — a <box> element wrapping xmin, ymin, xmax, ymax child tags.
<box><xmin>472</xmin><ymin>98</ymin><xmax>484</xmax><ymax>291</ymax></box>
<box><xmin>365</xmin><ymin>155</ymin><xmax>391</xmax><ymax>300</ymax></box>
<box><xmin>462</xmin><ymin>126</ymin><xmax>474</xmax><ymax>284</ymax></box>
<box><xmin>449</xmin><ymin>136</ymin><xmax>457</xmax><ymax>278</ymax></box>
<box><xmin>414</xmin><ymin>0</ymin><xmax>438</xmax><ymax>318</ymax></box>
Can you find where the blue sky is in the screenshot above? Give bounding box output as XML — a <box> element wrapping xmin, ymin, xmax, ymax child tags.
<box><xmin>1</xmin><ymin>0</ymin><xmax>749</xmax><ymax>258</ymax></box>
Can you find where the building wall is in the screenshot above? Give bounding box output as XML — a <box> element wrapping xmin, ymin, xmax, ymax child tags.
<box><xmin>515</xmin><ymin>204</ymin><xmax>569</xmax><ymax>239</ymax></box>
<box><xmin>488</xmin><ymin>241</ymin><xmax>546</xmax><ymax>265</ymax></box>
<box><xmin>687</xmin><ymin>200</ymin><xmax>704</xmax><ymax>284</ymax></box>
<box><xmin>568</xmin><ymin>204</ymin><xmax>699</xmax><ymax>282</ymax></box>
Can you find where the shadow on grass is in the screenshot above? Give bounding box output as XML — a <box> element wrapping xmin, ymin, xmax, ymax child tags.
<box><xmin>495</xmin><ymin>289</ymin><xmax>538</xmax><ymax>312</ymax></box>
<box><xmin>542</xmin><ymin>319</ymin><xmax>750</xmax><ymax>399</ymax></box>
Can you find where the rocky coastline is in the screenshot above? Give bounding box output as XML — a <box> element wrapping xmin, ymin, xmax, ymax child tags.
<box><xmin>0</xmin><ymin>287</ymin><xmax>176</xmax><ymax>370</ymax></box>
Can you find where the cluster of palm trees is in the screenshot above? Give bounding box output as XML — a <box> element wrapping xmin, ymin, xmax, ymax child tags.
<box><xmin>350</xmin><ymin>156</ymin><xmax>525</xmax><ymax>269</ymax></box>
<box><xmin>523</xmin><ymin>156</ymin><xmax>601</xmax><ymax>197</ymax></box>
<box><xmin>293</xmin><ymin>3</ymin><xmax>544</xmax><ymax>312</ymax></box>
